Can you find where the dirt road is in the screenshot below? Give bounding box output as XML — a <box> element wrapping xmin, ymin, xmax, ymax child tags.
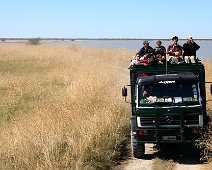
<box><xmin>113</xmin><ymin>144</ymin><xmax>211</xmax><ymax>170</ymax></box>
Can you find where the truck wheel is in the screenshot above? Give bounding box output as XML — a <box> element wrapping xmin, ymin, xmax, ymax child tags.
<box><xmin>131</xmin><ymin>132</ymin><xmax>145</xmax><ymax>158</ymax></box>
<box><xmin>132</xmin><ymin>142</ymin><xmax>145</xmax><ymax>158</ymax></box>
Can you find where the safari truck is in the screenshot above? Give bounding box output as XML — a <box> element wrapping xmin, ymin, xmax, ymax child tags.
<box><xmin>122</xmin><ymin>62</ymin><xmax>212</xmax><ymax>158</ymax></box>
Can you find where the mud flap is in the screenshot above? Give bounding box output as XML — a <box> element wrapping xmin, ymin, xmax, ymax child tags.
<box><xmin>130</xmin><ymin>116</ymin><xmax>137</xmax><ymax>132</ymax></box>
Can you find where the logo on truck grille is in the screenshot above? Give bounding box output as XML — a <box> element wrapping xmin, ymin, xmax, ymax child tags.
<box><xmin>159</xmin><ymin>81</ymin><xmax>176</xmax><ymax>84</ymax></box>
<box><xmin>165</xmin><ymin>116</ymin><xmax>173</xmax><ymax>122</ymax></box>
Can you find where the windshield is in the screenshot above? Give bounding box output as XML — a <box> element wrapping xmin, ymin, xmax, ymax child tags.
<box><xmin>138</xmin><ymin>83</ymin><xmax>200</xmax><ymax>107</ymax></box>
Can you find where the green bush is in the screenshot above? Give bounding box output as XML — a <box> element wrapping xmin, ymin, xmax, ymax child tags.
<box><xmin>26</xmin><ymin>38</ymin><xmax>41</xmax><ymax>45</ymax></box>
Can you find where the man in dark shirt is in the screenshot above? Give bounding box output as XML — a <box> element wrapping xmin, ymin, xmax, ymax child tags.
<box><xmin>137</xmin><ymin>40</ymin><xmax>155</xmax><ymax>65</ymax></box>
<box><xmin>138</xmin><ymin>40</ymin><xmax>154</xmax><ymax>57</ymax></box>
<box><xmin>154</xmin><ymin>40</ymin><xmax>166</xmax><ymax>64</ymax></box>
<box><xmin>183</xmin><ymin>36</ymin><xmax>200</xmax><ymax>63</ymax></box>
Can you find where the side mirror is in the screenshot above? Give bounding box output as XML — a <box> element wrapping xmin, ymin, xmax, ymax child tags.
<box><xmin>211</xmin><ymin>84</ymin><xmax>212</xmax><ymax>95</ymax></box>
<box><xmin>122</xmin><ymin>86</ymin><xmax>127</xmax><ymax>97</ymax></box>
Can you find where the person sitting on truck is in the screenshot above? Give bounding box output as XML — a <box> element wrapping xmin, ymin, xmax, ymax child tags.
<box><xmin>128</xmin><ymin>53</ymin><xmax>140</xmax><ymax>69</ymax></box>
<box><xmin>183</xmin><ymin>36</ymin><xmax>200</xmax><ymax>63</ymax></box>
<box><xmin>138</xmin><ymin>40</ymin><xmax>154</xmax><ymax>57</ymax></box>
<box><xmin>167</xmin><ymin>36</ymin><xmax>183</xmax><ymax>64</ymax></box>
<box><xmin>154</xmin><ymin>40</ymin><xmax>166</xmax><ymax>64</ymax></box>
<box><xmin>128</xmin><ymin>53</ymin><xmax>151</xmax><ymax>69</ymax></box>
<box><xmin>138</xmin><ymin>40</ymin><xmax>157</xmax><ymax>65</ymax></box>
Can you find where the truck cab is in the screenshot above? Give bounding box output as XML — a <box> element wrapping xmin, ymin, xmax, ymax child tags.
<box><xmin>122</xmin><ymin>63</ymin><xmax>211</xmax><ymax>158</ymax></box>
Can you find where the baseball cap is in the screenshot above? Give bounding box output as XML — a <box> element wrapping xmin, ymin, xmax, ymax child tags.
<box><xmin>143</xmin><ymin>40</ymin><xmax>150</xmax><ymax>45</ymax></box>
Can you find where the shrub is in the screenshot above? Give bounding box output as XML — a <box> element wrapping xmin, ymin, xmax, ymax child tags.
<box><xmin>26</xmin><ymin>38</ymin><xmax>41</xmax><ymax>45</ymax></box>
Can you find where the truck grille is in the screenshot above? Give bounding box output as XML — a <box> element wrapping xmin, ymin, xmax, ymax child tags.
<box><xmin>139</xmin><ymin>114</ymin><xmax>199</xmax><ymax>127</ymax></box>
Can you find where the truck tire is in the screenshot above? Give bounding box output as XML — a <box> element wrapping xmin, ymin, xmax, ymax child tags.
<box><xmin>131</xmin><ymin>131</ymin><xmax>145</xmax><ymax>158</ymax></box>
<box><xmin>132</xmin><ymin>142</ymin><xmax>145</xmax><ymax>158</ymax></box>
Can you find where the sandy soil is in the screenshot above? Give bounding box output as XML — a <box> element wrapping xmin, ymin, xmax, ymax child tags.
<box><xmin>114</xmin><ymin>144</ymin><xmax>155</xmax><ymax>170</ymax></box>
<box><xmin>113</xmin><ymin>144</ymin><xmax>211</xmax><ymax>170</ymax></box>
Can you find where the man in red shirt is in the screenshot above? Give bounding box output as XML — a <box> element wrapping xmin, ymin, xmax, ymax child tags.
<box><xmin>167</xmin><ymin>36</ymin><xmax>183</xmax><ymax>64</ymax></box>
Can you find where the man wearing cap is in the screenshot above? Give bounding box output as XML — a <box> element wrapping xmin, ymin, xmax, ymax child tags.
<box><xmin>137</xmin><ymin>40</ymin><xmax>155</xmax><ymax>65</ymax></box>
<box><xmin>183</xmin><ymin>37</ymin><xmax>200</xmax><ymax>63</ymax></box>
<box><xmin>167</xmin><ymin>36</ymin><xmax>183</xmax><ymax>64</ymax></box>
<box><xmin>138</xmin><ymin>40</ymin><xmax>154</xmax><ymax>57</ymax></box>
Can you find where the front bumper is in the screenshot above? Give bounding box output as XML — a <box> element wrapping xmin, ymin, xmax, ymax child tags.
<box><xmin>133</xmin><ymin>127</ymin><xmax>205</xmax><ymax>144</ymax></box>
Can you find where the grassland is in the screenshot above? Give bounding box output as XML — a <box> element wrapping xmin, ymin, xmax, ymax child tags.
<box><xmin>197</xmin><ymin>59</ymin><xmax>212</xmax><ymax>163</ymax></box>
<box><xmin>0</xmin><ymin>45</ymin><xmax>211</xmax><ymax>169</ymax></box>
<box><xmin>0</xmin><ymin>45</ymin><xmax>133</xmax><ymax>169</ymax></box>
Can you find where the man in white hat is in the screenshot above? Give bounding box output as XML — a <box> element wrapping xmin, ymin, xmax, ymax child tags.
<box><xmin>183</xmin><ymin>36</ymin><xmax>200</xmax><ymax>63</ymax></box>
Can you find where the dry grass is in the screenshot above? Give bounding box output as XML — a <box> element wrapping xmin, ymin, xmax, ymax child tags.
<box><xmin>0</xmin><ymin>45</ymin><xmax>133</xmax><ymax>169</ymax></box>
<box><xmin>196</xmin><ymin>61</ymin><xmax>212</xmax><ymax>163</ymax></box>
<box><xmin>204</xmin><ymin>60</ymin><xmax>212</xmax><ymax>111</ymax></box>
<box><xmin>152</xmin><ymin>158</ymin><xmax>175</xmax><ymax>170</ymax></box>
<box><xmin>0</xmin><ymin>45</ymin><xmax>211</xmax><ymax>169</ymax></box>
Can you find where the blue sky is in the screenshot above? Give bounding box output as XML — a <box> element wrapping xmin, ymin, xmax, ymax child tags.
<box><xmin>0</xmin><ymin>0</ymin><xmax>212</xmax><ymax>38</ymax></box>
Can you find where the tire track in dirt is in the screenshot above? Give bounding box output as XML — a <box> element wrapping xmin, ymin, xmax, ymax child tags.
<box><xmin>113</xmin><ymin>144</ymin><xmax>155</xmax><ymax>170</ymax></box>
<box><xmin>113</xmin><ymin>143</ymin><xmax>211</xmax><ymax>170</ymax></box>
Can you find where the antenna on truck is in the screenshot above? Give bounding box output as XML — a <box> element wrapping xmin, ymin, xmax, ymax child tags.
<box><xmin>166</xmin><ymin>54</ymin><xmax>168</xmax><ymax>74</ymax></box>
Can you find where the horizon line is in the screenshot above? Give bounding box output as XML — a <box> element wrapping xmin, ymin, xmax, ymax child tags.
<box><xmin>1</xmin><ymin>38</ymin><xmax>212</xmax><ymax>40</ymax></box>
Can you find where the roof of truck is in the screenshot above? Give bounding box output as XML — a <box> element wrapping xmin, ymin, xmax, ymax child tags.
<box><xmin>131</xmin><ymin>62</ymin><xmax>204</xmax><ymax>73</ymax></box>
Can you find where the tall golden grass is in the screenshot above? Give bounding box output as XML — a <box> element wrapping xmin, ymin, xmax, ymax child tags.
<box><xmin>197</xmin><ymin>60</ymin><xmax>212</xmax><ymax>162</ymax></box>
<box><xmin>0</xmin><ymin>45</ymin><xmax>132</xmax><ymax>169</ymax></box>
<box><xmin>204</xmin><ymin>60</ymin><xmax>212</xmax><ymax>110</ymax></box>
<box><xmin>0</xmin><ymin>45</ymin><xmax>211</xmax><ymax>169</ymax></box>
